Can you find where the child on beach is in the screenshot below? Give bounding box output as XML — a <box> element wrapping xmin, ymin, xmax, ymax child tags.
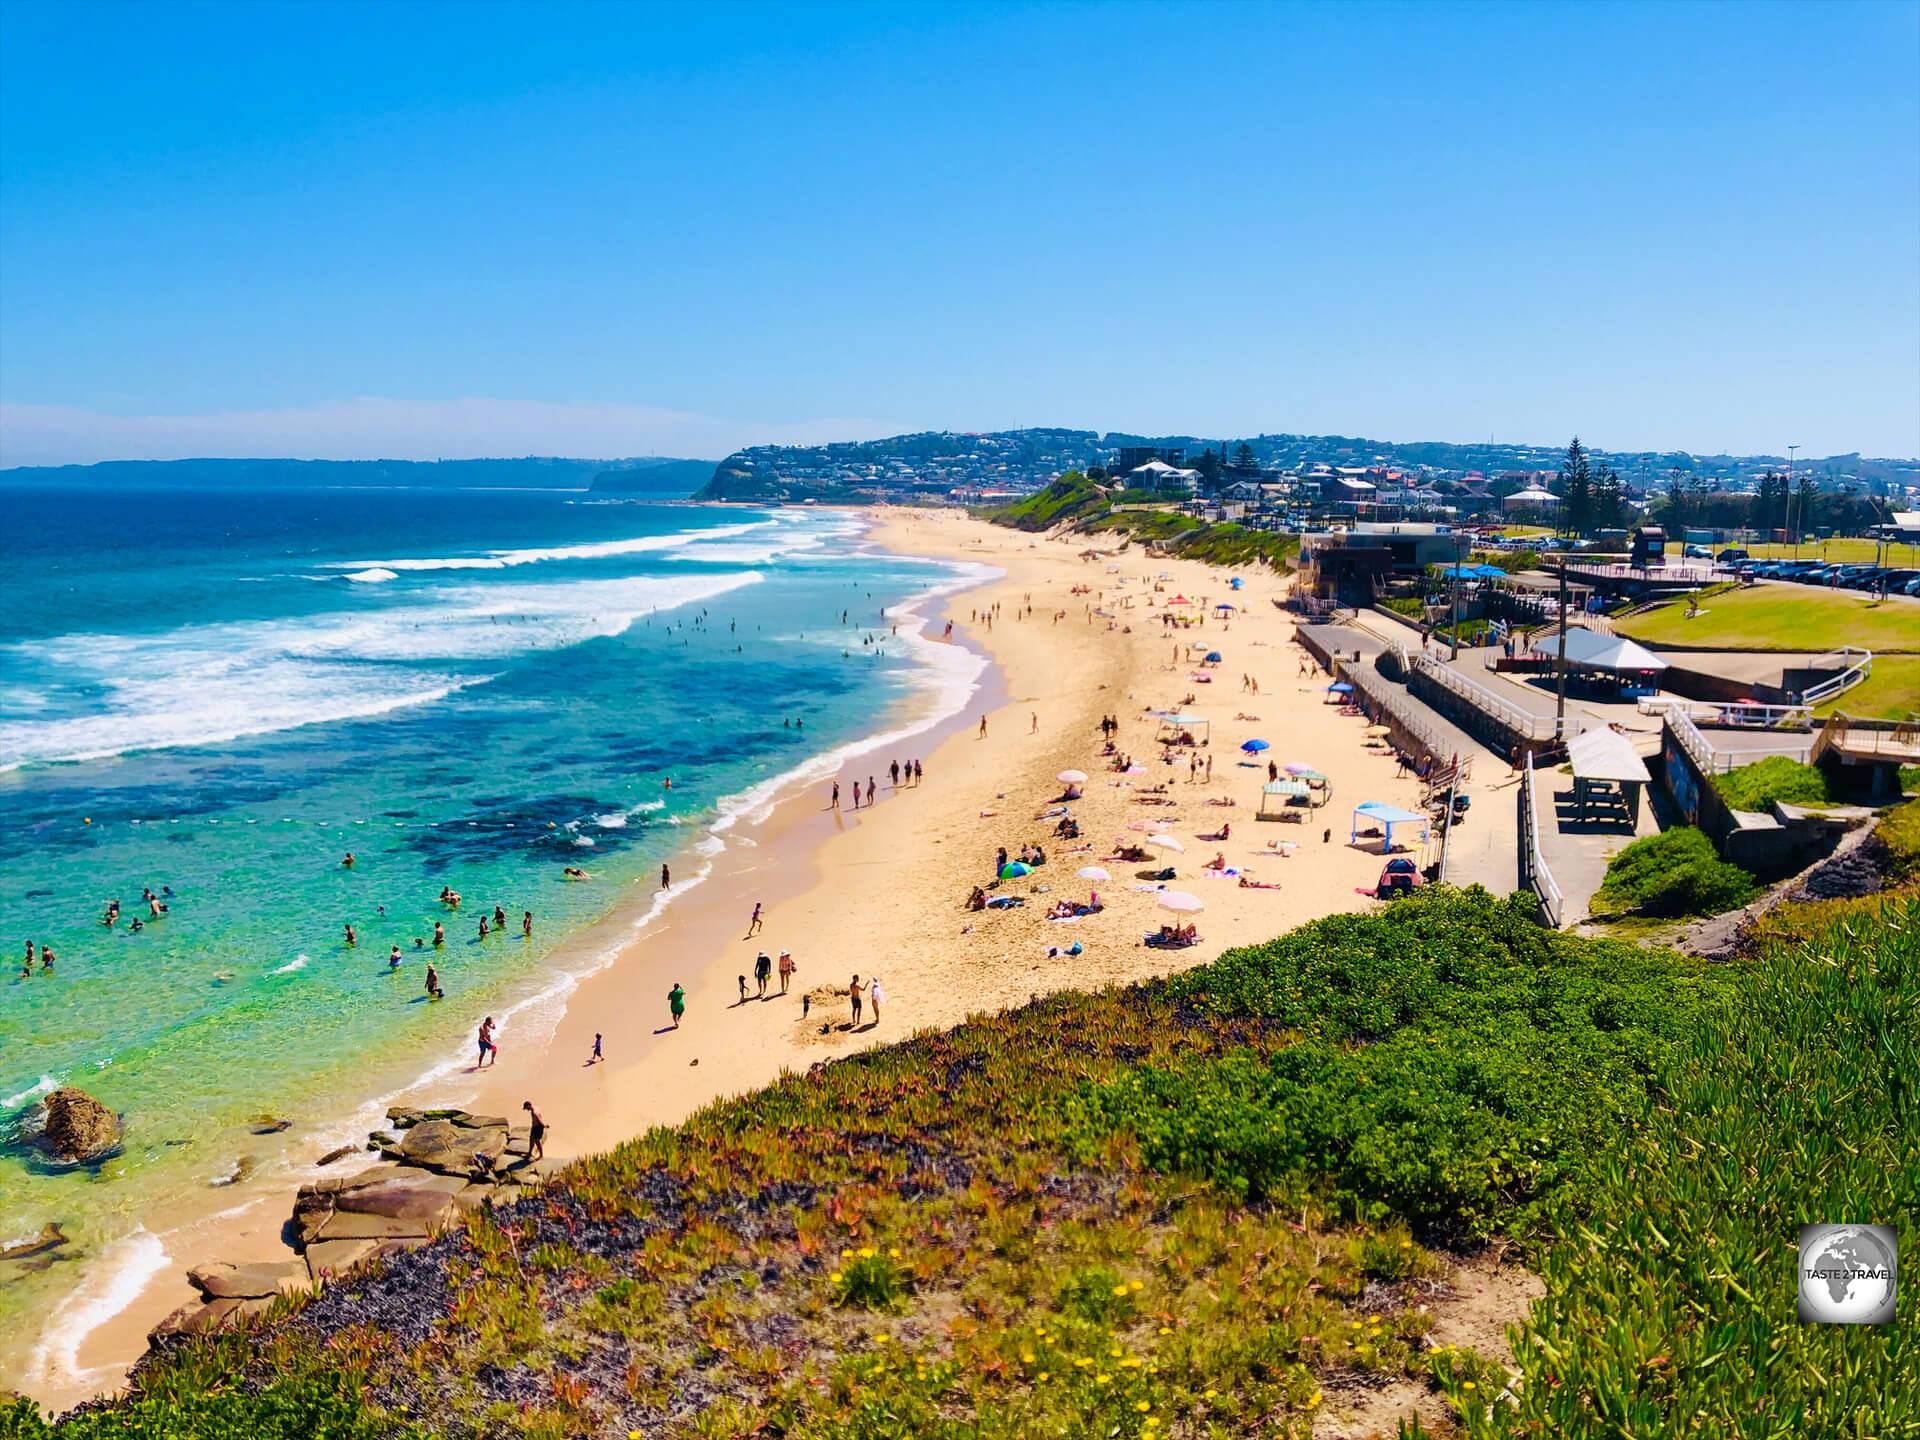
<box><xmin>738</xmin><ymin>974</ymin><xmax>749</xmax><ymax>1003</ymax></box>
<box><xmin>589</xmin><ymin>1033</ymin><xmax>602</xmax><ymax>1065</ymax></box>
<box><xmin>747</xmin><ymin>902</ymin><xmax>763</xmax><ymax>936</ymax></box>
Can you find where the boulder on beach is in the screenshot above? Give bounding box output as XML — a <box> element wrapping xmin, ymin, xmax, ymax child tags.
<box><xmin>30</xmin><ymin>1087</ymin><xmax>122</xmax><ymax>1163</ymax></box>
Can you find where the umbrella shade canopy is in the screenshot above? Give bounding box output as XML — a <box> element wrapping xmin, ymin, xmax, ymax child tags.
<box><xmin>1262</xmin><ymin>780</ymin><xmax>1310</xmax><ymax>797</ymax></box>
<box><xmin>1205</xmin><ymin>651</ymin><xmax>1223</xmax><ymax>662</ymax></box>
<box><xmin>1241</xmin><ymin>738</ymin><xmax>1271</xmax><ymax>753</ymax></box>
<box><xmin>999</xmin><ymin>861</ymin><xmax>1032</xmax><ymax>879</ymax></box>
<box><xmin>1326</xmin><ymin>682</ymin><xmax>1354</xmax><ymax>693</ymax></box>
<box><xmin>1157</xmin><ymin>891</ymin><xmax>1204</xmax><ymax>913</ymax></box>
<box><xmin>1076</xmin><ymin>866</ymin><xmax>1111</xmax><ymax>881</ymax></box>
<box><xmin>1145</xmin><ymin>834</ymin><xmax>1185</xmax><ymax>851</ymax></box>
<box><xmin>1057</xmin><ymin>769</ymin><xmax>1088</xmax><ymax>784</ymax></box>
<box><xmin>1283</xmin><ymin>761</ymin><xmax>1317</xmax><ymax>775</ymax></box>
<box><xmin>1527</xmin><ymin>626</ymin><xmax>1670</xmax><ymax>673</ymax></box>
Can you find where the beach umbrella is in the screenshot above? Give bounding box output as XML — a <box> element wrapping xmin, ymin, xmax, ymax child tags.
<box><xmin>1240</xmin><ymin>738</ymin><xmax>1270</xmax><ymax>753</ymax></box>
<box><xmin>999</xmin><ymin>861</ymin><xmax>1032</xmax><ymax>879</ymax></box>
<box><xmin>1077</xmin><ymin>866</ymin><xmax>1111</xmax><ymax>881</ymax></box>
<box><xmin>1205</xmin><ymin>651</ymin><xmax>1223</xmax><ymax>662</ymax></box>
<box><xmin>1056</xmin><ymin>769</ymin><xmax>1088</xmax><ymax>785</ymax></box>
<box><xmin>1326</xmin><ymin>682</ymin><xmax>1354</xmax><ymax>693</ymax></box>
<box><xmin>1157</xmin><ymin>891</ymin><xmax>1204</xmax><ymax>913</ymax></box>
<box><xmin>1145</xmin><ymin>834</ymin><xmax>1185</xmax><ymax>851</ymax></box>
<box><xmin>1283</xmin><ymin>761</ymin><xmax>1316</xmax><ymax>775</ymax></box>
<box><xmin>1364</xmin><ymin>725</ymin><xmax>1392</xmax><ymax>736</ymax></box>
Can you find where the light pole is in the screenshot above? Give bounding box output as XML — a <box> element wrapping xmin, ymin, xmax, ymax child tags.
<box><xmin>1449</xmin><ymin>529</ymin><xmax>1465</xmax><ymax>661</ymax></box>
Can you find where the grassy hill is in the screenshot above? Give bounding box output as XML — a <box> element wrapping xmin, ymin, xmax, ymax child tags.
<box><xmin>1615</xmin><ymin>586</ymin><xmax>1920</xmax><ymax>653</ymax></box>
<box><xmin>10</xmin><ymin>881</ymin><xmax>1916</xmax><ymax>1438</ymax></box>
<box><xmin>989</xmin><ymin>480</ymin><xmax>1300</xmax><ymax>568</ymax></box>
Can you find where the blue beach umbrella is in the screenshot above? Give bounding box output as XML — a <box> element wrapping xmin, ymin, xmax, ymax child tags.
<box><xmin>1325</xmin><ymin>682</ymin><xmax>1354</xmax><ymax>693</ymax></box>
<box><xmin>1000</xmin><ymin>861</ymin><xmax>1032</xmax><ymax>879</ymax></box>
<box><xmin>1205</xmin><ymin>651</ymin><xmax>1223</xmax><ymax>662</ymax></box>
<box><xmin>1240</xmin><ymin>738</ymin><xmax>1270</xmax><ymax>753</ymax></box>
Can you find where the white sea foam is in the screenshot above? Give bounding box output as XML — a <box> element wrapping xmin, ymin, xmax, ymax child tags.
<box><xmin>325</xmin><ymin>521</ymin><xmax>774</xmax><ymax>573</ymax></box>
<box><xmin>593</xmin><ymin>813</ymin><xmax>628</xmax><ymax>828</ymax></box>
<box><xmin>0</xmin><ymin>570</ymin><xmax>760</xmax><ymax>770</ymax></box>
<box><xmin>271</xmin><ymin>955</ymin><xmax>309</xmax><ymax>975</ymax></box>
<box><xmin>3</xmin><ymin>1074</ymin><xmax>59</xmax><ymax>1110</ymax></box>
<box><xmin>341</xmin><ymin>567</ymin><xmax>399</xmax><ymax>583</ymax></box>
<box><xmin>24</xmin><ymin>1226</ymin><xmax>169</xmax><ymax>1395</ymax></box>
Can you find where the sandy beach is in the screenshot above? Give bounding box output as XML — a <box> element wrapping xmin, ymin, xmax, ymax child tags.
<box><xmin>41</xmin><ymin>508</ymin><xmax>1438</xmax><ymax>1411</ymax></box>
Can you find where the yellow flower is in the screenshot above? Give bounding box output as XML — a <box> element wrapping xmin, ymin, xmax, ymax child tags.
<box><xmin>1158</xmin><ymin>1326</ymin><xmax>1172</xmax><ymax>1335</ymax></box>
<box><xmin>1136</xmin><ymin>1400</ymin><xmax>1152</xmax><ymax>1413</ymax></box>
<box><xmin>889</xmin><ymin>1248</ymin><xmax>901</xmax><ymax>1258</ymax></box>
<box><xmin>840</xmin><ymin>1248</ymin><xmax>853</xmax><ymax>1258</ymax></box>
<box><xmin>1021</xmin><ymin>1351</ymin><xmax>1036</xmax><ymax>1364</ymax></box>
<box><xmin>1120</xmin><ymin>1358</ymin><xmax>1142</xmax><ymax>1368</ymax></box>
<box><xmin>859</xmin><ymin>1247</ymin><xmax>877</xmax><ymax>1259</ymax></box>
<box><xmin>1074</xmin><ymin>1357</ymin><xmax>1092</xmax><ymax>1368</ymax></box>
<box><xmin>1096</xmin><ymin>1374</ymin><xmax>1112</xmax><ymax>1385</ymax></box>
<box><xmin>1400</xmin><ymin>1240</ymin><xmax>1412</xmax><ymax>1248</ymax></box>
<box><xmin>1307</xmin><ymin>1391</ymin><xmax>1323</xmax><ymax>1409</ymax></box>
<box><xmin>1109</xmin><ymin>1345</ymin><xmax>1123</xmax><ymax>1358</ymax></box>
<box><xmin>829</xmin><ymin>1271</ymin><xmax>842</xmax><ymax>1281</ymax></box>
<box><xmin>1111</xmin><ymin>1283</ymin><xmax>1129</xmax><ymax>1297</ymax></box>
<box><xmin>1204</xmin><ymin>1388</ymin><xmax>1218</xmax><ymax>1400</ymax></box>
<box><xmin>1129</xmin><ymin>1280</ymin><xmax>1144</xmax><ymax>1291</ymax></box>
<box><xmin>1037</xmin><ymin>1371</ymin><xmax>1050</xmax><ymax>1382</ymax></box>
<box><xmin>1463</xmin><ymin>1381</ymin><xmax>1478</xmax><ymax>1391</ymax></box>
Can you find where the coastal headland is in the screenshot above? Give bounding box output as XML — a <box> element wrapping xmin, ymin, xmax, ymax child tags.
<box><xmin>27</xmin><ymin>507</ymin><xmax>1438</xmax><ymax>1411</ymax></box>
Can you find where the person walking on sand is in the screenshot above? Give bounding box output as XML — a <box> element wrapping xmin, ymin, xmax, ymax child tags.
<box><xmin>661</xmin><ymin>863</ymin><xmax>671</xmax><ymax>890</ymax></box>
<box><xmin>589</xmin><ymin>1032</ymin><xmax>602</xmax><ymax>1065</ymax></box>
<box><xmin>890</xmin><ymin>760</ymin><xmax>900</xmax><ymax>788</ymax></box>
<box><xmin>477</xmin><ymin>1017</ymin><xmax>497</xmax><ymax>1067</ymax></box>
<box><xmin>866</xmin><ymin>776</ymin><xmax>876</xmax><ymax>806</ymax></box>
<box><xmin>668</xmin><ymin>982</ymin><xmax>686</xmax><ymax>1028</ymax></box>
<box><xmin>1031</xmin><ymin>712</ymin><xmax>1038</xmax><ymax>733</ymax></box>
<box><xmin>978</xmin><ymin>715</ymin><xmax>988</xmax><ymax>738</ymax></box>
<box><xmin>754</xmin><ymin>950</ymin><xmax>772</xmax><ymax>998</ymax></box>
<box><xmin>778</xmin><ymin>949</ymin><xmax>795</xmax><ymax>993</ymax></box>
<box><xmin>522</xmin><ymin>1101</ymin><xmax>546</xmax><ymax>1162</ymax></box>
<box><xmin>868</xmin><ymin>975</ymin><xmax>884</xmax><ymax>1024</ymax></box>
<box><xmin>747</xmin><ymin>902</ymin><xmax>763</xmax><ymax>936</ymax></box>
<box><xmin>831</xmin><ymin>781</ymin><xmax>840</xmax><ymax>810</ymax></box>
<box><xmin>849</xmin><ymin>974</ymin><xmax>865</xmax><ymax>1027</ymax></box>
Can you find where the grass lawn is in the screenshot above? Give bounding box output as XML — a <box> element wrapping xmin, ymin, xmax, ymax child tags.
<box><xmin>1743</xmin><ymin>537</ymin><xmax>1920</xmax><ymax>566</ymax></box>
<box><xmin>1617</xmin><ymin>584</ymin><xmax>1920</xmax><ymax>652</ymax></box>
<box><xmin>1814</xmin><ymin>654</ymin><xmax>1920</xmax><ymax>721</ymax></box>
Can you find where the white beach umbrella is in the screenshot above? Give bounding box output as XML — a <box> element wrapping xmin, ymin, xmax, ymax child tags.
<box><xmin>1077</xmin><ymin>866</ymin><xmax>1111</xmax><ymax>881</ymax></box>
<box><xmin>1057</xmin><ymin>770</ymin><xmax>1088</xmax><ymax>785</ymax></box>
<box><xmin>1157</xmin><ymin>891</ymin><xmax>1204</xmax><ymax>913</ymax></box>
<box><xmin>1145</xmin><ymin>834</ymin><xmax>1185</xmax><ymax>851</ymax></box>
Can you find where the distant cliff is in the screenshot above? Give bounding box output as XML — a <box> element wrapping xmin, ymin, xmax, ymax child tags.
<box><xmin>587</xmin><ymin>458</ymin><xmax>716</xmax><ymax>495</ymax></box>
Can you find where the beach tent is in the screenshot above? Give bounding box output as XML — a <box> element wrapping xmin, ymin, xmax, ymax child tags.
<box><xmin>1258</xmin><ymin>779</ymin><xmax>1310</xmax><ymax>819</ymax></box>
<box><xmin>1154</xmin><ymin>713</ymin><xmax>1210</xmax><ymax>744</ymax></box>
<box><xmin>1350</xmin><ymin>802</ymin><xmax>1430</xmax><ymax>852</ymax></box>
<box><xmin>1213</xmin><ymin>602</ymin><xmax>1236</xmax><ymax>615</ymax></box>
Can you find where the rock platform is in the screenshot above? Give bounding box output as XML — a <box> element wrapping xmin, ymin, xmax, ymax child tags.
<box><xmin>151</xmin><ymin>1106</ymin><xmax>553</xmax><ymax>1341</ymax></box>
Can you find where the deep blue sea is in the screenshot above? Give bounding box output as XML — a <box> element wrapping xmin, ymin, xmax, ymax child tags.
<box><xmin>0</xmin><ymin>483</ymin><xmax>985</xmax><ymax>1386</ymax></box>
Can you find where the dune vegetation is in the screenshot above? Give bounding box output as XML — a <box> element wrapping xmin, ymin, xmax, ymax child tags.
<box><xmin>5</xmin><ymin>885</ymin><xmax>1915</xmax><ymax>1438</ymax></box>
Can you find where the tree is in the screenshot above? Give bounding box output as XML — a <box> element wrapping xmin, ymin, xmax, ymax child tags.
<box><xmin>1558</xmin><ymin>437</ymin><xmax>1592</xmax><ymax>537</ymax></box>
<box><xmin>1751</xmin><ymin>471</ymin><xmax>1789</xmax><ymax>535</ymax></box>
<box><xmin>1593</xmin><ymin>463</ymin><xmax>1625</xmax><ymax>532</ymax></box>
<box><xmin>1231</xmin><ymin>442</ymin><xmax>1259</xmax><ymax>474</ymax></box>
<box><xmin>1190</xmin><ymin>448</ymin><xmax>1224</xmax><ymax>488</ymax></box>
<box><xmin>1660</xmin><ymin>468</ymin><xmax>1691</xmax><ymax>532</ymax></box>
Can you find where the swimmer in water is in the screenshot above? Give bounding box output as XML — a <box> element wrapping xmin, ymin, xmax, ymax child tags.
<box><xmin>342</xmin><ymin>852</ymin><xmax>354</xmax><ymax>868</ymax></box>
<box><xmin>389</xmin><ymin>944</ymin><xmax>402</xmax><ymax>968</ymax></box>
<box><xmin>522</xmin><ymin>910</ymin><xmax>532</xmax><ymax>938</ymax></box>
<box><xmin>425</xmin><ymin>963</ymin><xmax>442</xmax><ymax>999</ymax></box>
<box><xmin>433</xmin><ymin>922</ymin><xmax>445</xmax><ymax>947</ymax></box>
<box><xmin>40</xmin><ymin>945</ymin><xmax>53</xmax><ymax>971</ymax></box>
<box><xmin>492</xmin><ymin>904</ymin><xmax>506</xmax><ymax>930</ymax></box>
<box><xmin>344</xmin><ymin>923</ymin><xmax>356</xmax><ymax>947</ymax></box>
<box><xmin>479</xmin><ymin>915</ymin><xmax>490</xmax><ymax>939</ymax></box>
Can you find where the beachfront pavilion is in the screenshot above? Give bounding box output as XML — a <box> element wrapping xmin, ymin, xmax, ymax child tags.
<box><xmin>1350</xmin><ymin>801</ymin><xmax>1430</xmax><ymax>852</ymax></box>
<box><xmin>1565</xmin><ymin>727</ymin><xmax>1651</xmax><ymax>828</ymax></box>
<box><xmin>1527</xmin><ymin>626</ymin><xmax>1669</xmax><ymax>696</ymax></box>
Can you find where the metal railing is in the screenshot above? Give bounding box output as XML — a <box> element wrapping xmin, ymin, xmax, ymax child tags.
<box><xmin>1669</xmin><ymin>705</ymin><xmax>1814</xmax><ymax>774</ymax></box>
<box><xmin>1521</xmin><ymin>751</ymin><xmax>1564</xmax><ymax>928</ymax></box>
<box><xmin>1800</xmin><ymin>647</ymin><xmax>1873</xmax><ymax>706</ymax></box>
<box><xmin>1638</xmin><ymin>695</ymin><xmax>1814</xmax><ymax>729</ymax></box>
<box><xmin>1411</xmin><ymin>652</ymin><xmax>1586</xmax><ymax>742</ymax></box>
<box><xmin>1340</xmin><ymin>654</ymin><xmax>1458</xmax><ymax>768</ymax></box>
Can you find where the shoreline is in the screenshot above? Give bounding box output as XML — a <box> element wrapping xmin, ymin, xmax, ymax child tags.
<box><xmin>15</xmin><ymin>514</ymin><xmax>1005</xmax><ymax>1412</ymax></box>
<box><xmin>27</xmin><ymin>508</ymin><xmax>1437</xmax><ymax>1414</ymax></box>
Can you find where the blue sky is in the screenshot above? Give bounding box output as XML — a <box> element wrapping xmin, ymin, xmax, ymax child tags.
<box><xmin>2</xmin><ymin>0</ymin><xmax>1916</xmax><ymax>464</ymax></box>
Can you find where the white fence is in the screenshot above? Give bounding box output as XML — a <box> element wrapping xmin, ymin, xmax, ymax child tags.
<box><xmin>1520</xmin><ymin>751</ymin><xmax>1563</xmax><ymax>928</ymax></box>
<box><xmin>1669</xmin><ymin>706</ymin><xmax>1814</xmax><ymax>774</ymax></box>
<box><xmin>1800</xmin><ymin>647</ymin><xmax>1873</xmax><ymax>707</ymax></box>
<box><xmin>1411</xmin><ymin>653</ymin><xmax>1588</xmax><ymax>743</ymax></box>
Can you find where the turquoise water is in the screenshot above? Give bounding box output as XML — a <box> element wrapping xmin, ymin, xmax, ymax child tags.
<box><xmin>0</xmin><ymin>483</ymin><xmax>983</xmax><ymax>1383</ymax></box>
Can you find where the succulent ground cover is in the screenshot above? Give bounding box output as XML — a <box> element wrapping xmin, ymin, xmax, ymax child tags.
<box><xmin>7</xmin><ymin>885</ymin><xmax>1916</xmax><ymax>1438</ymax></box>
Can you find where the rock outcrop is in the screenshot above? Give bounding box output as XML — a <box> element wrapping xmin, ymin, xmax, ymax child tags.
<box><xmin>150</xmin><ymin>1105</ymin><xmax>549</xmax><ymax>1344</ymax></box>
<box><xmin>29</xmin><ymin>1087</ymin><xmax>122</xmax><ymax>1163</ymax></box>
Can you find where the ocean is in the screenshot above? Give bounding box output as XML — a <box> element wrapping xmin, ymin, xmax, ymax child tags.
<box><xmin>0</xmin><ymin>482</ymin><xmax>987</xmax><ymax>1388</ymax></box>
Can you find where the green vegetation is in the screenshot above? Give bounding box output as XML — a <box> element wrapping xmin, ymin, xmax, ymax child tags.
<box><xmin>1744</xmin><ymin>536</ymin><xmax>1920</xmax><ymax>566</ymax></box>
<box><xmin>1592</xmin><ymin>827</ymin><xmax>1760</xmax><ymax>918</ymax></box>
<box><xmin>1615</xmin><ymin>585</ymin><xmax>1920</xmax><ymax>652</ymax></box>
<box><xmin>23</xmin><ymin>883</ymin><xmax>1919</xmax><ymax>1437</ymax></box>
<box><xmin>1379</xmin><ymin>595</ymin><xmax>1426</xmax><ymax>618</ymax></box>
<box><xmin>1814</xmin><ymin>655</ymin><xmax>1920</xmax><ymax>721</ymax></box>
<box><xmin>988</xmin><ymin>473</ymin><xmax>1114</xmax><ymax>531</ymax></box>
<box><xmin>1471</xmin><ymin>547</ymin><xmax>1540</xmax><ymax>574</ymax></box>
<box><xmin>1711</xmin><ymin>755</ymin><xmax>1833</xmax><ymax>811</ymax></box>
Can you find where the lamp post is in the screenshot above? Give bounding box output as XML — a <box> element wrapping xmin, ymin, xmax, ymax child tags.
<box><xmin>1449</xmin><ymin>529</ymin><xmax>1465</xmax><ymax>661</ymax></box>
<box><xmin>1787</xmin><ymin>444</ymin><xmax>1800</xmax><ymax>557</ymax></box>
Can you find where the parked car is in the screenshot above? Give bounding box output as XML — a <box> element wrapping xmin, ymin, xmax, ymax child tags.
<box><xmin>1717</xmin><ymin>547</ymin><xmax>1750</xmax><ymax>563</ymax></box>
<box><xmin>1683</xmin><ymin>544</ymin><xmax>1714</xmax><ymax>559</ymax></box>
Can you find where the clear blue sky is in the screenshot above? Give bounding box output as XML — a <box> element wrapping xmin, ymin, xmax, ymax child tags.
<box><xmin>2</xmin><ymin>0</ymin><xmax>1915</xmax><ymax>464</ymax></box>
